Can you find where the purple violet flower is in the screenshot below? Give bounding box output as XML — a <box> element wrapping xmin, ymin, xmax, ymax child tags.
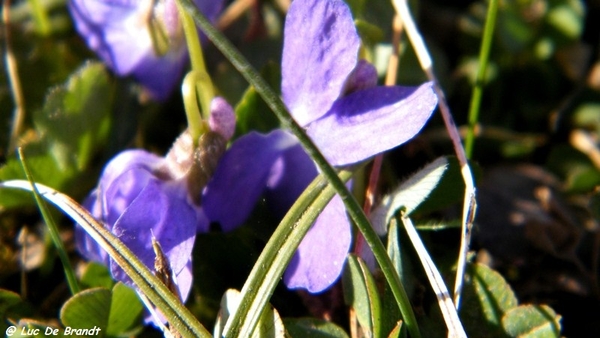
<box><xmin>202</xmin><ymin>0</ymin><xmax>438</xmax><ymax>293</ymax></box>
<box><xmin>68</xmin><ymin>0</ymin><xmax>223</xmax><ymax>100</ymax></box>
<box><xmin>76</xmin><ymin>97</ymin><xmax>235</xmax><ymax>319</ymax></box>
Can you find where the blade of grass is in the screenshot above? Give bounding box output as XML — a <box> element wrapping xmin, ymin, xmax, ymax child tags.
<box><xmin>0</xmin><ymin>178</ymin><xmax>211</xmax><ymax>338</ymax></box>
<box><xmin>175</xmin><ymin>1</ymin><xmax>420</xmax><ymax>337</ymax></box>
<box><xmin>465</xmin><ymin>0</ymin><xmax>499</xmax><ymax>158</ymax></box>
<box><xmin>224</xmin><ymin>169</ymin><xmax>353</xmax><ymax>337</ymax></box>
<box><xmin>18</xmin><ymin>148</ymin><xmax>80</xmax><ymax>295</ymax></box>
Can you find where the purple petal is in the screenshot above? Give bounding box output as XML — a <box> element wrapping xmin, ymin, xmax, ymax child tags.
<box><xmin>341</xmin><ymin>60</ymin><xmax>378</xmax><ymax>95</ymax></box>
<box><xmin>109</xmin><ymin>174</ymin><xmax>197</xmax><ymax>284</ymax></box>
<box><xmin>68</xmin><ymin>0</ymin><xmax>153</xmax><ymax>75</ymax></box>
<box><xmin>75</xmin><ymin>191</ymin><xmax>110</xmax><ymax>265</ymax></box>
<box><xmin>76</xmin><ymin>150</ymin><xmax>165</xmax><ymax>263</ymax></box>
<box><xmin>264</xmin><ymin>143</ymin><xmax>318</xmax><ymax>219</ymax></box>
<box><xmin>281</xmin><ymin>0</ymin><xmax>360</xmax><ymax>126</ymax></box>
<box><xmin>99</xmin><ymin>151</ymin><xmax>164</xmax><ymax>226</ymax></box>
<box><xmin>283</xmin><ymin>195</ymin><xmax>351</xmax><ymax>293</ymax></box>
<box><xmin>202</xmin><ymin>130</ymin><xmax>298</xmax><ymax>231</ymax></box>
<box><xmin>307</xmin><ymin>82</ymin><xmax>438</xmax><ymax>165</ymax></box>
<box><xmin>69</xmin><ymin>0</ymin><xmax>224</xmax><ymax>101</ymax></box>
<box><xmin>99</xmin><ymin>149</ymin><xmax>164</xmax><ymax>183</ymax></box>
<box><xmin>130</xmin><ymin>51</ymin><xmax>188</xmax><ymax>101</ymax></box>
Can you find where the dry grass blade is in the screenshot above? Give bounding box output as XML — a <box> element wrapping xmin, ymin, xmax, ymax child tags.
<box><xmin>391</xmin><ymin>0</ymin><xmax>477</xmax><ymax>309</ymax></box>
<box><xmin>400</xmin><ymin>216</ymin><xmax>467</xmax><ymax>338</ymax></box>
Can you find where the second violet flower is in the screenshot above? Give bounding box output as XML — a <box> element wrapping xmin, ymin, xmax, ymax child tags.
<box><xmin>202</xmin><ymin>0</ymin><xmax>439</xmax><ymax>293</ymax></box>
<box><xmin>68</xmin><ymin>0</ymin><xmax>223</xmax><ymax>100</ymax></box>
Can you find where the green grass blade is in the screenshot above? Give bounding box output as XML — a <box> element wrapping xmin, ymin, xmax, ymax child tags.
<box><xmin>18</xmin><ymin>148</ymin><xmax>80</xmax><ymax>295</ymax></box>
<box><xmin>0</xmin><ymin>179</ymin><xmax>211</xmax><ymax>338</ymax></box>
<box><xmin>175</xmin><ymin>1</ymin><xmax>420</xmax><ymax>336</ymax></box>
<box><xmin>465</xmin><ymin>0</ymin><xmax>499</xmax><ymax>158</ymax></box>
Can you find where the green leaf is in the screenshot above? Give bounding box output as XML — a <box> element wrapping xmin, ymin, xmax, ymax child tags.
<box><xmin>234</xmin><ymin>62</ymin><xmax>281</xmax><ymax>137</ymax></box>
<box><xmin>546</xmin><ymin>144</ymin><xmax>600</xmax><ymax>193</ymax></box>
<box><xmin>60</xmin><ymin>284</ymin><xmax>143</xmax><ymax>338</ymax></box>
<box><xmin>502</xmin><ymin>305</ymin><xmax>561</xmax><ymax>338</ymax></box>
<box><xmin>214</xmin><ymin>289</ymin><xmax>286</xmax><ymax>338</ymax></box>
<box><xmin>0</xmin><ymin>289</ymin><xmax>24</xmax><ymax>335</ymax></box>
<box><xmin>460</xmin><ymin>263</ymin><xmax>518</xmax><ymax>337</ymax></box>
<box><xmin>80</xmin><ymin>262</ymin><xmax>115</xmax><ymax>290</ymax></box>
<box><xmin>0</xmin><ymin>289</ymin><xmax>22</xmax><ymax>314</ymax></box>
<box><xmin>106</xmin><ymin>283</ymin><xmax>144</xmax><ymax>336</ymax></box>
<box><xmin>382</xmin><ymin>220</ymin><xmax>408</xmax><ymax>337</ymax></box>
<box><xmin>370</xmin><ymin>157</ymin><xmax>449</xmax><ymax>232</ymax></box>
<box><xmin>0</xmin><ymin>154</ymin><xmax>70</xmax><ymax>209</ymax></box>
<box><xmin>60</xmin><ymin>288</ymin><xmax>111</xmax><ymax>336</ymax></box>
<box><xmin>412</xmin><ymin>157</ymin><xmax>482</xmax><ymax>216</ymax></box>
<box><xmin>283</xmin><ymin>318</ymin><xmax>349</xmax><ymax>338</ymax></box>
<box><xmin>343</xmin><ymin>254</ymin><xmax>382</xmax><ymax>338</ymax></box>
<box><xmin>34</xmin><ymin>61</ymin><xmax>112</xmax><ymax>172</ymax></box>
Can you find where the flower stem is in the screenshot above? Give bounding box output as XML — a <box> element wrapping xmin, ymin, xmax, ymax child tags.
<box><xmin>465</xmin><ymin>0</ymin><xmax>498</xmax><ymax>158</ymax></box>
<box><xmin>176</xmin><ymin>1</ymin><xmax>421</xmax><ymax>337</ymax></box>
<box><xmin>177</xmin><ymin>2</ymin><xmax>214</xmax><ymax>143</ymax></box>
<box><xmin>181</xmin><ymin>71</ymin><xmax>209</xmax><ymax>142</ymax></box>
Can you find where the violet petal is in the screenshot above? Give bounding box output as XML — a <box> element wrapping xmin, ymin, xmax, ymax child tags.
<box><xmin>69</xmin><ymin>0</ymin><xmax>224</xmax><ymax>100</ymax></box>
<box><xmin>283</xmin><ymin>195</ymin><xmax>351</xmax><ymax>293</ymax></box>
<box><xmin>75</xmin><ymin>191</ymin><xmax>110</xmax><ymax>265</ymax></box>
<box><xmin>281</xmin><ymin>0</ymin><xmax>360</xmax><ymax>126</ymax></box>
<box><xmin>109</xmin><ymin>173</ymin><xmax>197</xmax><ymax>284</ymax></box>
<box><xmin>202</xmin><ymin>130</ymin><xmax>298</xmax><ymax>231</ymax></box>
<box><xmin>68</xmin><ymin>0</ymin><xmax>152</xmax><ymax>75</ymax></box>
<box><xmin>264</xmin><ymin>142</ymin><xmax>318</xmax><ymax>219</ymax></box>
<box><xmin>307</xmin><ymin>82</ymin><xmax>438</xmax><ymax>166</ymax></box>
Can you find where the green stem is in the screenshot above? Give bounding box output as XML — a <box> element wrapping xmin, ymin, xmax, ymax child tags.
<box><xmin>18</xmin><ymin>148</ymin><xmax>79</xmax><ymax>294</ymax></box>
<box><xmin>465</xmin><ymin>0</ymin><xmax>498</xmax><ymax>159</ymax></box>
<box><xmin>176</xmin><ymin>2</ymin><xmax>214</xmax><ymax>142</ymax></box>
<box><xmin>176</xmin><ymin>1</ymin><xmax>420</xmax><ymax>337</ymax></box>
<box><xmin>181</xmin><ymin>72</ymin><xmax>209</xmax><ymax>141</ymax></box>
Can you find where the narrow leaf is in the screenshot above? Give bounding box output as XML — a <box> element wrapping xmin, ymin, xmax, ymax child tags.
<box><xmin>214</xmin><ymin>289</ymin><xmax>286</xmax><ymax>338</ymax></box>
<box><xmin>222</xmin><ymin>170</ymin><xmax>354</xmax><ymax>338</ymax></box>
<box><xmin>343</xmin><ymin>254</ymin><xmax>383</xmax><ymax>338</ymax></box>
<box><xmin>18</xmin><ymin>148</ymin><xmax>80</xmax><ymax>295</ymax></box>
<box><xmin>0</xmin><ymin>180</ymin><xmax>211</xmax><ymax>338</ymax></box>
